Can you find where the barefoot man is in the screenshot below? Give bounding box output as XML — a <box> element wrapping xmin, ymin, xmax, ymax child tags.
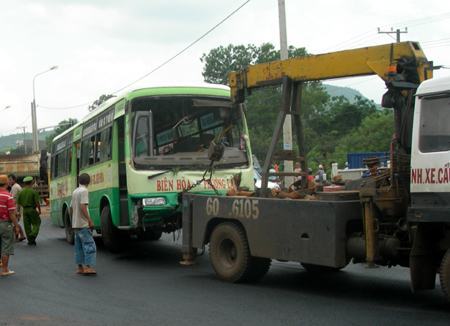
<box><xmin>0</xmin><ymin>174</ymin><xmax>20</xmax><ymax>276</ymax></box>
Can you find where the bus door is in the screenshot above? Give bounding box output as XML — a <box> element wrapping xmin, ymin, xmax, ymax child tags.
<box><xmin>117</xmin><ymin>116</ymin><xmax>129</xmax><ymax>226</ymax></box>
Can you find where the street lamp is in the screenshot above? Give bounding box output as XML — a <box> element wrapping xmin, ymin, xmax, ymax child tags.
<box><xmin>31</xmin><ymin>65</ymin><xmax>58</xmax><ymax>153</ymax></box>
<box><xmin>1</xmin><ymin>105</ymin><xmax>11</xmax><ymax>112</ymax></box>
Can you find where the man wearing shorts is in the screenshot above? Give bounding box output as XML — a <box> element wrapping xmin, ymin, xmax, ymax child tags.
<box><xmin>0</xmin><ymin>174</ymin><xmax>20</xmax><ymax>276</ymax></box>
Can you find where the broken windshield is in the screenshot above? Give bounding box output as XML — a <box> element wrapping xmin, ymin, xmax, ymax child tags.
<box><xmin>132</xmin><ymin>96</ymin><xmax>249</xmax><ymax>169</ymax></box>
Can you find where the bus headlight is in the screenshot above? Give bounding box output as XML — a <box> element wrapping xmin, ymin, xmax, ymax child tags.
<box><xmin>142</xmin><ymin>197</ymin><xmax>166</xmax><ymax>206</ymax></box>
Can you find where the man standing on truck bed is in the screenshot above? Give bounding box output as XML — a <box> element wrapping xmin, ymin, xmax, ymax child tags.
<box><xmin>17</xmin><ymin>176</ymin><xmax>41</xmax><ymax>246</ymax></box>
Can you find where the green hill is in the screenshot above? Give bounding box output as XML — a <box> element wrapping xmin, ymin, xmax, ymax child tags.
<box><xmin>0</xmin><ymin>131</ymin><xmax>51</xmax><ymax>152</ymax></box>
<box><xmin>323</xmin><ymin>84</ymin><xmax>366</xmax><ymax>102</ymax></box>
<box><xmin>0</xmin><ymin>85</ymin><xmax>371</xmax><ymax>153</ymax></box>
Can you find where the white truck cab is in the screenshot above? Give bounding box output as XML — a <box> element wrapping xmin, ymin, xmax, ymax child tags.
<box><xmin>410</xmin><ymin>76</ymin><xmax>450</xmax><ymax>197</ymax></box>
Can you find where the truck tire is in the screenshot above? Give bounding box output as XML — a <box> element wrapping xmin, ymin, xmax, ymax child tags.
<box><xmin>301</xmin><ymin>263</ymin><xmax>343</xmax><ymax>273</ymax></box>
<box><xmin>440</xmin><ymin>249</ymin><xmax>450</xmax><ymax>301</ymax></box>
<box><xmin>139</xmin><ymin>230</ymin><xmax>163</xmax><ymax>241</ymax></box>
<box><xmin>209</xmin><ymin>222</ymin><xmax>252</xmax><ymax>283</ymax></box>
<box><xmin>148</xmin><ymin>230</ymin><xmax>162</xmax><ymax>241</ymax></box>
<box><xmin>247</xmin><ymin>257</ymin><xmax>271</xmax><ymax>282</ymax></box>
<box><xmin>101</xmin><ymin>205</ymin><xmax>120</xmax><ymax>252</ymax></box>
<box><xmin>64</xmin><ymin>209</ymin><xmax>74</xmax><ymax>245</ymax></box>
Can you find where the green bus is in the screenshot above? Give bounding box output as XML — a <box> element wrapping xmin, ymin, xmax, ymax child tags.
<box><xmin>50</xmin><ymin>85</ymin><xmax>254</xmax><ymax>251</ymax></box>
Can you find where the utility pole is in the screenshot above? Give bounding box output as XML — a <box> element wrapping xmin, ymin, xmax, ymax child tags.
<box><xmin>16</xmin><ymin>126</ymin><xmax>27</xmax><ymax>154</ymax></box>
<box><xmin>31</xmin><ymin>65</ymin><xmax>58</xmax><ymax>153</ymax></box>
<box><xmin>278</xmin><ymin>0</ymin><xmax>294</xmax><ymax>185</ymax></box>
<box><xmin>31</xmin><ymin>100</ymin><xmax>38</xmax><ymax>153</ymax></box>
<box><xmin>377</xmin><ymin>27</ymin><xmax>408</xmax><ymax>43</ymax></box>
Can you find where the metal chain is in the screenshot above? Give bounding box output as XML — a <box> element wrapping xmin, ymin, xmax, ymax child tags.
<box><xmin>182</xmin><ymin>161</ymin><xmax>220</xmax><ymax>195</ymax></box>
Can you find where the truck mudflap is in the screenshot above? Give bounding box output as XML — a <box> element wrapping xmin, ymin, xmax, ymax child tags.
<box><xmin>182</xmin><ymin>194</ymin><xmax>362</xmax><ymax>268</ymax></box>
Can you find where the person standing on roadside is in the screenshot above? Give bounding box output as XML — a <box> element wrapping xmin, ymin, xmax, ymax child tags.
<box><xmin>17</xmin><ymin>176</ymin><xmax>41</xmax><ymax>246</ymax></box>
<box><xmin>70</xmin><ymin>173</ymin><xmax>97</xmax><ymax>275</ymax></box>
<box><xmin>294</xmin><ymin>162</ymin><xmax>302</xmax><ymax>181</ymax></box>
<box><xmin>0</xmin><ymin>174</ymin><xmax>20</xmax><ymax>276</ymax></box>
<box><xmin>8</xmin><ymin>174</ymin><xmax>26</xmax><ymax>242</ymax></box>
<box><xmin>316</xmin><ymin>164</ymin><xmax>325</xmax><ymax>183</ymax></box>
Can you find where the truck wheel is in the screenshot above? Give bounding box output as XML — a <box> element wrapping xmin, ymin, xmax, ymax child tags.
<box><xmin>139</xmin><ymin>230</ymin><xmax>163</xmax><ymax>241</ymax></box>
<box><xmin>247</xmin><ymin>257</ymin><xmax>271</xmax><ymax>282</ymax></box>
<box><xmin>64</xmin><ymin>209</ymin><xmax>74</xmax><ymax>245</ymax></box>
<box><xmin>148</xmin><ymin>230</ymin><xmax>162</xmax><ymax>241</ymax></box>
<box><xmin>209</xmin><ymin>222</ymin><xmax>252</xmax><ymax>283</ymax></box>
<box><xmin>440</xmin><ymin>249</ymin><xmax>450</xmax><ymax>301</ymax></box>
<box><xmin>101</xmin><ymin>205</ymin><xmax>120</xmax><ymax>252</ymax></box>
<box><xmin>301</xmin><ymin>263</ymin><xmax>343</xmax><ymax>273</ymax></box>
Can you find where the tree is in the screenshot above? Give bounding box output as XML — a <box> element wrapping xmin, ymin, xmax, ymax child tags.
<box><xmin>46</xmin><ymin>118</ymin><xmax>78</xmax><ymax>150</ymax></box>
<box><xmin>201</xmin><ymin>43</ymin><xmax>318</xmax><ymax>162</ymax></box>
<box><xmin>89</xmin><ymin>94</ymin><xmax>115</xmax><ymax>111</ymax></box>
<box><xmin>303</xmin><ymin>95</ymin><xmax>378</xmax><ymax>166</ymax></box>
<box><xmin>200</xmin><ymin>43</ymin><xmax>389</xmax><ymax>175</ymax></box>
<box><xmin>201</xmin><ymin>43</ymin><xmax>307</xmax><ymax>85</ymax></box>
<box><xmin>332</xmin><ymin>110</ymin><xmax>395</xmax><ymax>166</ymax></box>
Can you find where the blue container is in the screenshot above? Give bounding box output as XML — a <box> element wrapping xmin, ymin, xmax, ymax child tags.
<box><xmin>347</xmin><ymin>152</ymin><xmax>389</xmax><ymax>169</ymax></box>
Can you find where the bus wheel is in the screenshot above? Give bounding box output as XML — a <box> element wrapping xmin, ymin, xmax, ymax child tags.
<box><xmin>137</xmin><ymin>230</ymin><xmax>162</xmax><ymax>241</ymax></box>
<box><xmin>440</xmin><ymin>249</ymin><xmax>450</xmax><ymax>301</ymax></box>
<box><xmin>64</xmin><ymin>209</ymin><xmax>74</xmax><ymax>245</ymax></box>
<box><xmin>100</xmin><ymin>205</ymin><xmax>120</xmax><ymax>252</ymax></box>
<box><xmin>145</xmin><ymin>230</ymin><xmax>163</xmax><ymax>241</ymax></box>
<box><xmin>301</xmin><ymin>263</ymin><xmax>343</xmax><ymax>273</ymax></box>
<box><xmin>209</xmin><ymin>222</ymin><xmax>253</xmax><ymax>283</ymax></box>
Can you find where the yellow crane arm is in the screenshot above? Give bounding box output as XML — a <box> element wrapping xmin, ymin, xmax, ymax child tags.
<box><xmin>229</xmin><ymin>41</ymin><xmax>432</xmax><ymax>103</ymax></box>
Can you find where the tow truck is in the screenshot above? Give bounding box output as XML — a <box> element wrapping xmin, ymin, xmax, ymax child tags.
<box><xmin>181</xmin><ymin>41</ymin><xmax>450</xmax><ymax>302</ymax></box>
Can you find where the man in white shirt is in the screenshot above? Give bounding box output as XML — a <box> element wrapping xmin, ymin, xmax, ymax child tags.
<box><xmin>70</xmin><ymin>173</ymin><xmax>96</xmax><ymax>275</ymax></box>
<box><xmin>8</xmin><ymin>174</ymin><xmax>25</xmax><ymax>241</ymax></box>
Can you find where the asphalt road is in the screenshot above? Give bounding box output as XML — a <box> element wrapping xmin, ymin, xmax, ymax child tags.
<box><xmin>1</xmin><ymin>215</ymin><xmax>450</xmax><ymax>326</ymax></box>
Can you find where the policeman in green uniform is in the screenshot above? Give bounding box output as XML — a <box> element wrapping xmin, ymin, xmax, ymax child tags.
<box><xmin>17</xmin><ymin>176</ymin><xmax>41</xmax><ymax>245</ymax></box>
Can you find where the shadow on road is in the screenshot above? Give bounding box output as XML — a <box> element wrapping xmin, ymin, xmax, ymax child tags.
<box><xmin>260</xmin><ymin>265</ymin><xmax>450</xmax><ymax>312</ymax></box>
<box><xmin>53</xmin><ymin>225</ymin><xmax>450</xmax><ymax>312</ymax></box>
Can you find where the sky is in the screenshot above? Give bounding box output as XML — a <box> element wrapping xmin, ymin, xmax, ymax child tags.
<box><xmin>1</xmin><ymin>0</ymin><xmax>449</xmax><ymax>136</ymax></box>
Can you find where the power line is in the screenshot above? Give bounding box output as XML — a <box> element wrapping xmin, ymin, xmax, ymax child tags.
<box><xmin>112</xmin><ymin>0</ymin><xmax>250</xmax><ymax>94</ymax></box>
<box><xmin>39</xmin><ymin>0</ymin><xmax>251</xmax><ymax>110</ymax></box>
<box><xmin>405</xmin><ymin>11</ymin><xmax>450</xmax><ymax>28</ymax></box>
<box><xmin>321</xmin><ymin>11</ymin><xmax>450</xmax><ymax>53</ymax></box>
<box><xmin>423</xmin><ymin>42</ymin><xmax>450</xmax><ymax>49</ymax></box>
<box><xmin>38</xmin><ymin>103</ymin><xmax>89</xmax><ymax>110</ymax></box>
<box><xmin>377</xmin><ymin>27</ymin><xmax>408</xmax><ymax>43</ymax></box>
<box><xmin>422</xmin><ymin>36</ymin><xmax>450</xmax><ymax>44</ymax></box>
<box><xmin>1</xmin><ymin>114</ymin><xmax>32</xmax><ymax>136</ymax></box>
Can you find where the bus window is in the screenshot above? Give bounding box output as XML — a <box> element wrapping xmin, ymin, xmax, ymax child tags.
<box><xmin>81</xmin><ymin>135</ymin><xmax>95</xmax><ymax>168</ymax></box>
<box><xmin>53</xmin><ymin>150</ymin><xmax>68</xmax><ymax>177</ymax></box>
<box><xmin>57</xmin><ymin>151</ymin><xmax>66</xmax><ymax>176</ymax></box>
<box><xmin>132</xmin><ymin>96</ymin><xmax>248</xmax><ymax>168</ymax></box>
<box><xmin>95</xmin><ymin>127</ymin><xmax>112</xmax><ymax>163</ymax></box>
<box><xmin>52</xmin><ymin>155</ymin><xmax>58</xmax><ymax>178</ymax></box>
<box><xmin>135</xmin><ymin>116</ymin><xmax>150</xmax><ymax>157</ymax></box>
